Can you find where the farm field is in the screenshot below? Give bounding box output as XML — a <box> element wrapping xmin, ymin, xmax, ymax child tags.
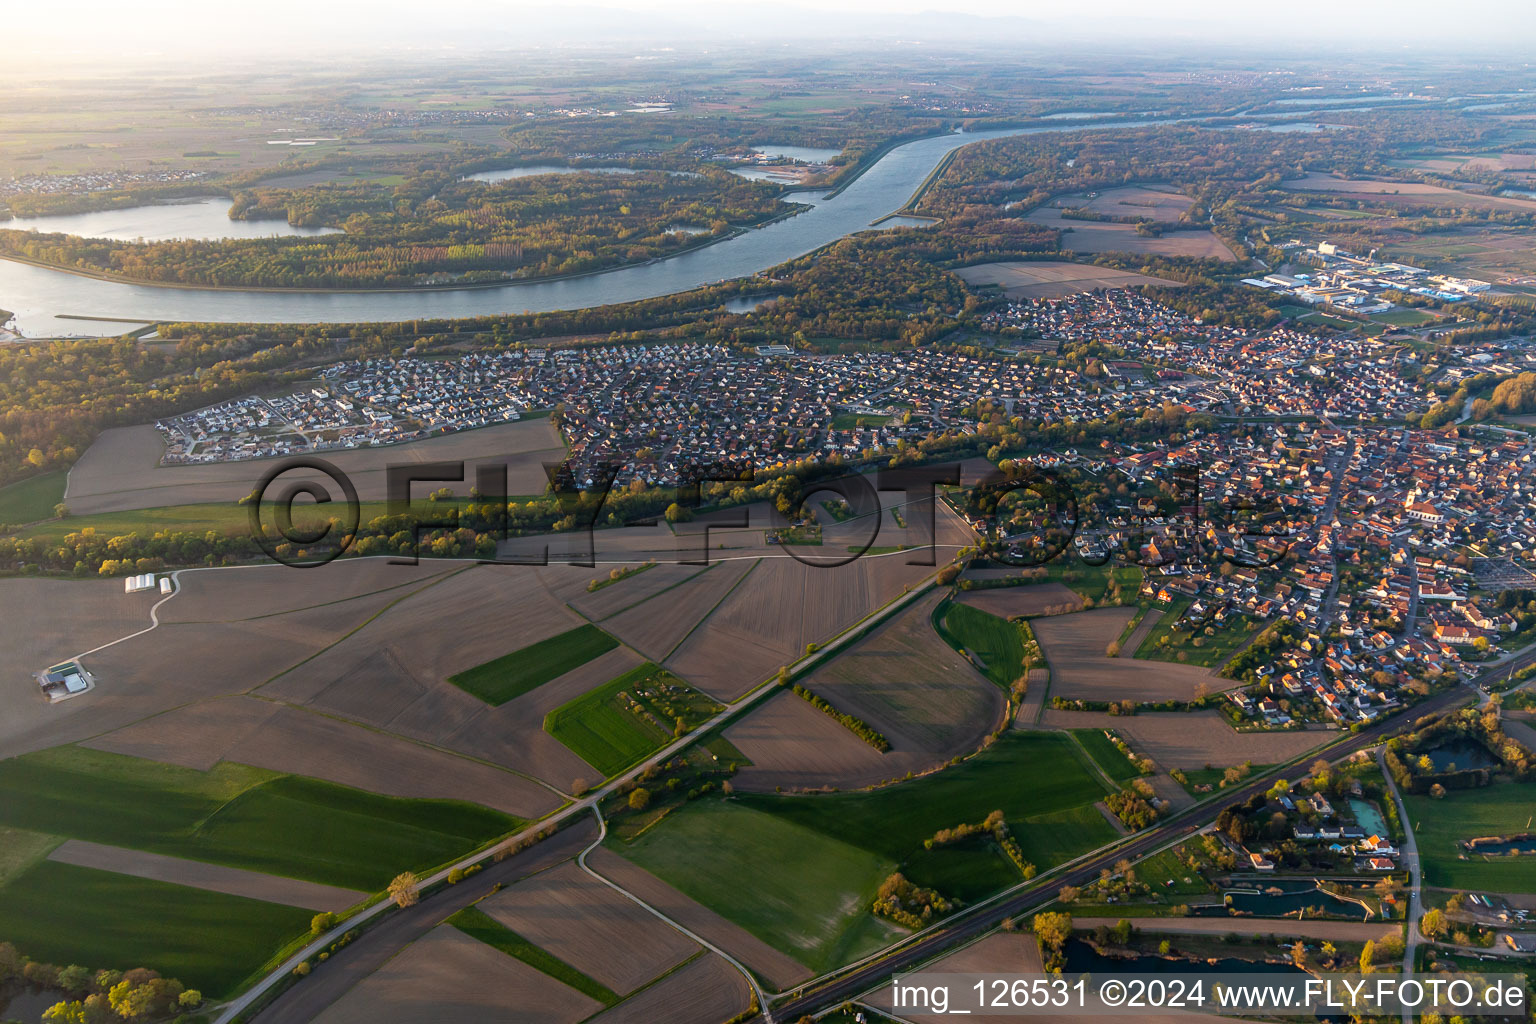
<box><xmin>1023</xmin><ymin>186</ymin><xmax>1236</xmax><ymax>260</ymax></box>
<box><xmin>1382</xmin><ymin>225</ymin><xmax>1536</xmax><ymax>283</ymax></box>
<box><xmin>1032</xmin><ymin>607</ymin><xmax>1218</xmax><ymax>701</ymax></box>
<box><xmin>664</xmin><ymin>548</ymin><xmax>943</xmax><ymax>701</ymax></box>
<box><xmin>583</xmin><ymin>846</ymin><xmax>813</xmax><ymax>989</ymax></box>
<box><xmin>601</xmin><ymin>559</ymin><xmax>757</xmax><ymax>661</ymax></box>
<box><xmin>62</xmin><ymin>418</ymin><xmax>565</xmax><ymax>515</ymax></box>
<box><xmin>584</xmin><ymin>952</ymin><xmax>751</xmax><ymax>1024</ymax></box>
<box><xmin>157</xmin><ymin>559</ymin><xmax>456</xmax><ymax>623</ymax></box>
<box><xmin>447</xmin><ymin>623</ymin><xmax>619</xmax><ymax>706</ymax></box>
<box><xmin>1040</xmin><ymin>709</ymin><xmax>1329</xmax><ymax>769</ymax></box>
<box><xmin>933</xmin><ymin>598</ymin><xmax>1026</xmax><ymax>689</ymax></box>
<box><xmin>477</xmin><ymin>860</ymin><xmax>699</xmax><ymax>994</ymax></box>
<box><xmin>1281</xmin><ymin>173</ymin><xmax>1536</xmax><ymax>212</ymax></box>
<box><xmin>87</xmin><ymin>698</ymin><xmax>561</xmax><ymax>819</ymax></box>
<box><xmin>0</xmin><ymin>577</ymin><xmax>163</xmax><ymax>753</ymax></box>
<box><xmin>258</xmin><ymin>564</ymin><xmax>593</xmax><ymax>750</ymax></box>
<box><xmin>565</xmin><ymin>562</ymin><xmax>705</xmax><ymax>621</ymax></box>
<box><xmin>953</xmin><ymin>582</ymin><xmax>1084</xmax><ymax>618</ymax></box>
<box><xmin>47</xmin><ymin>839</ymin><xmax>366</xmax><ymax>912</ymax></box>
<box><xmin>0</xmin><ymin>859</ymin><xmax>311</xmax><ymax>998</ymax></box>
<box><xmin>312</xmin><ymin>924</ymin><xmax>603</xmax><ymax>1024</ymax></box>
<box><xmin>613</xmin><ymin>799</ymin><xmax>905</xmax><ymax>973</ymax></box>
<box><xmin>738</xmin><ymin>732</ymin><xmax>1115</xmax><ymax>903</ymax></box>
<box><xmin>0</xmin><ymin>469</ymin><xmax>66</xmax><ymax>523</ymax></box>
<box><xmin>1071</xmin><ymin>728</ymin><xmax>1144</xmax><ymax>783</ymax></box>
<box><xmin>727</xmin><ymin>590</ymin><xmax>1003</xmax><ymax>791</ymax></box>
<box><xmin>954</xmin><ymin>260</ymin><xmax>1187</xmax><ymax>299</ymax></box>
<box><xmin>1404</xmin><ymin>780</ymin><xmax>1536</xmax><ymax>893</ymax></box>
<box><xmin>544</xmin><ymin>662</ymin><xmax>721</xmax><ymax>777</ymax></box>
<box><xmin>723</xmin><ymin>690</ymin><xmax>893</xmax><ymax>791</ymax></box>
<box><xmin>0</xmin><ymin>745</ymin><xmax>517</xmax><ymax>891</ymax></box>
<box><xmin>447</xmin><ymin>906</ymin><xmax>620</xmax><ymax>1007</ymax></box>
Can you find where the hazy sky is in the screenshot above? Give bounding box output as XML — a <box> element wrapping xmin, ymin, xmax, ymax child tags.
<box><xmin>13</xmin><ymin>0</ymin><xmax>1536</xmax><ymax>58</ymax></box>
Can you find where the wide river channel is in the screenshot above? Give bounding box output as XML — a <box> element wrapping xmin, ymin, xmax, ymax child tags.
<box><xmin>0</xmin><ymin>116</ymin><xmax>1298</xmax><ymax>336</ymax></box>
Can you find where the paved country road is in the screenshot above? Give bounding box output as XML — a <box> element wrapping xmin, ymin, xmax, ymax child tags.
<box><xmin>758</xmin><ymin>682</ymin><xmax>1488</xmax><ymax>1024</ymax></box>
<box><xmin>217</xmin><ymin>570</ymin><xmax>948</xmax><ymax>1024</ymax></box>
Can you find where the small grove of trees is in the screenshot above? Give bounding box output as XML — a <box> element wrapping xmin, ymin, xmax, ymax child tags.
<box><xmin>1032</xmin><ymin>911</ymin><xmax>1074</xmax><ymax>973</ymax></box>
<box><xmin>0</xmin><ymin>945</ymin><xmax>202</xmax><ymax>1024</ymax></box>
<box><xmin>872</xmin><ymin>872</ymin><xmax>956</xmax><ymax>929</ymax></box>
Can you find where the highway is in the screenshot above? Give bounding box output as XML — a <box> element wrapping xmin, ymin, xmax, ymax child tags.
<box><xmin>758</xmin><ymin>651</ymin><xmax>1536</xmax><ymax>1024</ymax></box>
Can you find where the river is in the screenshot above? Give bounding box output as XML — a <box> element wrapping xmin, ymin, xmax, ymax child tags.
<box><xmin>0</xmin><ymin>114</ymin><xmax>1371</xmax><ymax>337</ymax></box>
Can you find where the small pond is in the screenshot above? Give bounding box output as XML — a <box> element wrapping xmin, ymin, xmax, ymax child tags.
<box><xmin>1420</xmin><ymin>738</ymin><xmax>1499</xmax><ymax>772</ymax></box>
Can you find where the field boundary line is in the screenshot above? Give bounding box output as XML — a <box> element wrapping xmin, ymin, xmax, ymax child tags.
<box><xmin>1063</xmin><ymin>730</ymin><xmax>1121</xmax><ymax>794</ymax></box>
<box><xmin>661</xmin><ymin>558</ymin><xmax>761</xmax><ymax>662</ymax></box>
<box><xmin>254</xmin><ymin>563</ymin><xmax>474</xmax><ymax>687</ymax></box>
<box><xmin>576</xmin><ymin>809</ymin><xmax>776</xmax><ymax>1023</ymax></box>
<box><xmin>594</xmin><ymin>562</ymin><xmax>713</xmax><ymax>622</ymax></box>
<box><xmin>244</xmin><ymin>696</ymin><xmax>575</xmax><ymax>802</ymax></box>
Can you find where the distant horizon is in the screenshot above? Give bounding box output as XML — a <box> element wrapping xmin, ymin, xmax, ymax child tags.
<box><xmin>11</xmin><ymin>0</ymin><xmax>1536</xmax><ymax>64</ymax></box>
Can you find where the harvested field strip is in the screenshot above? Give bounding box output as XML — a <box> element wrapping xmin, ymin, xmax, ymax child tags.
<box><xmin>476</xmin><ymin>859</ymin><xmax>700</xmax><ymax>995</ymax></box>
<box><xmin>933</xmin><ymin>599</ymin><xmax>1026</xmax><ymax>690</ymax></box>
<box><xmin>737</xmin><ymin>732</ymin><xmax>1115</xmax><ymax>903</ymax></box>
<box><xmin>545</xmin><ymin>663</ymin><xmax>720</xmax><ymax>777</ymax></box>
<box><xmin>48</xmin><ymin>839</ymin><xmax>367</xmax><ymax>912</ymax></box>
<box><xmin>602</xmin><ymin>559</ymin><xmax>758</xmax><ymax>663</ymax></box>
<box><xmin>586</xmin><ymin>952</ymin><xmax>750</xmax><ymax>1024</ymax></box>
<box><xmin>310</xmin><ymin>922</ymin><xmax>603</xmax><ymax>1024</ymax></box>
<box><xmin>448</xmin><ymin>906</ymin><xmax>620</xmax><ymax>1006</ymax></box>
<box><xmin>0</xmin><ymin>745</ymin><xmax>519</xmax><ymax>890</ymax></box>
<box><xmin>615</xmin><ymin>799</ymin><xmax>904</xmax><ymax>973</ymax></box>
<box><xmin>658</xmin><ymin>559</ymin><xmax>761</xmax><ymax>660</ymax></box>
<box><xmin>590</xmin><ymin>564</ymin><xmax>709</xmax><ymax>621</ymax></box>
<box><xmin>448</xmin><ymin>623</ymin><xmax>619</xmax><ymax>706</ymax></box>
<box><xmin>260</xmin><ymin>564</ymin><xmax>474</xmax><ymax>684</ymax></box>
<box><xmin>1070</xmin><ymin>729</ymin><xmax>1145</xmax><ymax>783</ymax></box>
<box><xmin>0</xmin><ymin>860</ymin><xmax>311</xmax><ymax>998</ymax></box>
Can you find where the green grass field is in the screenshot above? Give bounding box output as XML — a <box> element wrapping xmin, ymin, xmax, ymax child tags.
<box><xmin>1130</xmin><ymin>848</ymin><xmax>1214</xmax><ymax>898</ymax></box>
<box><xmin>830</xmin><ymin>413</ymin><xmax>893</xmax><ymax>430</ymax></box>
<box><xmin>0</xmin><ymin>470</ymin><xmax>67</xmax><ymax>524</ymax></box>
<box><xmin>545</xmin><ymin>663</ymin><xmax>719</xmax><ymax>776</ymax></box>
<box><xmin>0</xmin><ymin>826</ymin><xmax>61</xmax><ymax>887</ymax></box>
<box><xmin>0</xmin><ymin>746</ymin><xmax>518</xmax><ymax>890</ymax></box>
<box><xmin>1134</xmin><ymin>597</ymin><xmax>1254</xmax><ymax>668</ymax></box>
<box><xmin>935</xmin><ymin>601</ymin><xmax>1026</xmax><ymax>689</ymax></box>
<box><xmin>1370</xmin><ymin>308</ymin><xmax>1438</xmax><ymax>327</ymax></box>
<box><xmin>1071</xmin><ymin>729</ymin><xmax>1143</xmax><ymax>783</ymax></box>
<box><xmin>737</xmin><ymin>732</ymin><xmax>1116</xmax><ymax>902</ymax></box>
<box><xmin>615</xmin><ymin>800</ymin><xmax>903</xmax><ymax>973</ymax></box>
<box><xmin>448</xmin><ymin>906</ymin><xmax>620</xmax><ymax>1005</ymax></box>
<box><xmin>1404</xmin><ymin>780</ymin><xmax>1536</xmax><ymax>893</ymax></box>
<box><xmin>0</xmin><ymin>860</ymin><xmax>311</xmax><ymax>997</ymax></box>
<box><xmin>449</xmin><ymin>623</ymin><xmax>619</xmax><ymax>706</ymax></box>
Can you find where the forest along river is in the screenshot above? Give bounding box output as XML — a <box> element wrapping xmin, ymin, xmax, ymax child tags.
<box><xmin>0</xmin><ymin>115</ymin><xmax>1314</xmax><ymax>335</ymax></box>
